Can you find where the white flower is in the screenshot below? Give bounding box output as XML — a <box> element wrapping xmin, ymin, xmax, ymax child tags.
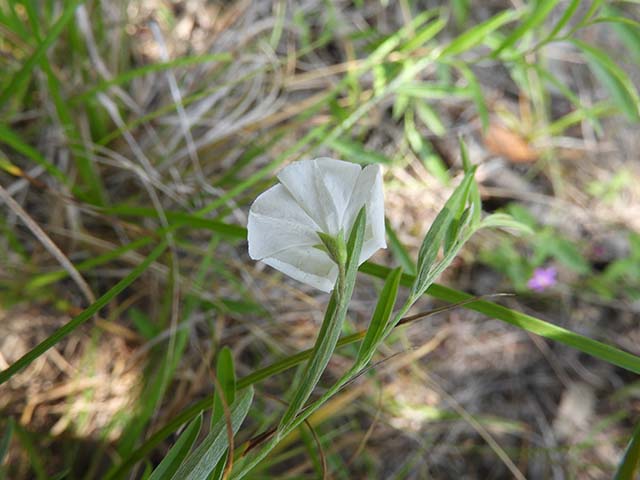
<box><xmin>248</xmin><ymin>157</ymin><xmax>386</xmax><ymax>292</ymax></box>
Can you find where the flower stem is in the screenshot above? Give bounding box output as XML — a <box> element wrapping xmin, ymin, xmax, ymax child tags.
<box><xmin>278</xmin><ymin>233</ymin><xmax>350</xmax><ymax>431</ymax></box>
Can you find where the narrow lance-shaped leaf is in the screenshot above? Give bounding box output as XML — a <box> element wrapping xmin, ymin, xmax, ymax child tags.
<box><xmin>572</xmin><ymin>39</ymin><xmax>640</xmax><ymax>122</ymax></box>
<box><xmin>456</xmin><ymin>63</ymin><xmax>489</xmax><ymax>133</ymax></box>
<box><xmin>170</xmin><ymin>387</ymin><xmax>254</xmax><ymax>480</ymax></box>
<box><xmin>614</xmin><ymin>421</ymin><xmax>640</xmax><ymax>480</ymax></box>
<box><xmin>212</xmin><ymin>346</ymin><xmax>237</xmax><ymax>427</ymax></box>
<box><xmin>356</xmin><ymin>266</ymin><xmax>403</xmax><ymax>364</ymax></box>
<box><xmin>0</xmin><ymin>418</ymin><xmax>14</xmax><ymax>465</ymax></box>
<box><xmin>210</xmin><ymin>346</ymin><xmax>238</xmax><ymax>479</ymax></box>
<box><xmin>412</xmin><ymin>168</ymin><xmax>476</xmax><ymax>298</ymax></box>
<box><xmin>148</xmin><ymin>414</ymin><xmax>203</xmax><ymax>480</ymax></box>
<box><xmin>439</xmin><ymin>9</ymin><xmax>517</xmax><ymax>58</ymax></box>
<box><xmin>477</xmin><ymin>213</ymin><xmax>534</xmax><ymax>235</ymax></box>
<box><xmin>541</xmin><ymin>0</ymin><xmax>581</xmax><ymax>44</ymax></box>
<box><xmin>492</xmin><ymin>0</ymin><xmax>561</xmax><ymax>57</ymax></box>
<box><xmin>279</xmin><ymin>207</ymin><xmax>366</xmax><ymax>430</ymax></box>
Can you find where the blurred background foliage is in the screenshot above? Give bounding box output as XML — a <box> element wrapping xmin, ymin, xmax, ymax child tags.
<box><xmin>1</xmin><ymin>0</ymin><xmax>640</xmax><ymax>478</ymax></box>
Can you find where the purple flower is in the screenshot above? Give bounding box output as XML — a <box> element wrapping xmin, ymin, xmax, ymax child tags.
<box><xmin>527</xmin><ymin>266</ymin><xmax>557</xmax><ymax>292</ymax></box>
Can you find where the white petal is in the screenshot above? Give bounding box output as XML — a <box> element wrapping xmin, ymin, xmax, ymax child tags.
<box><xmin>248</xmin><ymin>184</ymin><xmax>321</xmax><ymax>260</ymax></box>
<box><xmin>277</xmin><ymin>158</ymin><xmax>361</xmax><ymax>235</ymax></box>
<box><xmin>342</xmin><ymin>164</ymin><xmax>386</xmax><ymax>263</ymax></box>
<box><xmin>262</xmin><ymin>245</ymin><xmax>338</xmax><ymax>292</ymax></box>
<box><xmin>247</xmin><ymin>158</ymin><xmax>386</xmax><ymax>292</ymax></box>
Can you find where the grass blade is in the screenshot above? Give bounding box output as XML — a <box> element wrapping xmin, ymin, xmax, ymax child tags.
<box><xmin>26</xmin><ymin>236</ymin><xmax>154</xmax><ymax>292</ymax></box>
<box><xmin>170</xmin><ymin>387</ymin><xmax>254</xmax><ymax>480</ymax></box>
<box><xmin>0</xmin><ymin>241</ymin><xmax>168</xmax><ymax>384</ymax></box>
<box><xmin>615</xmin><ymin>421</ymin><xmax>640</xmax><ymax>480</ymax></box>
<box><xmin>360</xmin><ymin>262</ymin><xmax>640</xmax><ymax>375</ymax></box>
<box><xmin>0</xmin><ymin>124</ymin><xmax>69</xmax><ymax>186</ymax></box>
<box><xmin>456</xmin><ymin>62</ymin><xmax>489</xmax><ymax>132</ymax></box>
<box><xmin>0</xmin><ymin>418</ymin><xmax>14</xmax><ymax>464</ymax></box>
<box><xmin>492</xmin><ymin>0</ymin><xmax>560</xmax><ymax>57</ymax></box>
<box><xmin>0</xmin><ymin>0</ymin><xmax>84</xmax><ymax>109</ymax></box>
<box><xmin>572</xmin><ymin>39</ymin><xmax>640</xmax><ymax>121</ymax></box>
<box><xmin>542</xmin><ymin>0</ymin><xmax>581</xmax><ymax>44</ymax></box>
<box><xmin>94</xmin><ymin>216</ymin><xmax>640</xmax><ymax>376</ymax></box>
<box><xmin>148</xmin><ymin>414</ymin><xmax>203</xmax><ymax>480</ymax></box>
<box><xmin>72</xmin><ymin>53</ymin><xmax>232</xmax><ymax>104</ymax></box>
<box><xmin>604</xmin><ymin>5</ymin><xmax>640</xmax><ymax>64</ymax></box>
<box><xmin>212</xmin><ymin>346</ymin><xmax>237</xmax><ymax>427</ymax></box>
<box><xmin>13</xmin><ymin>424</ymin><xmax>47</xmax><ymax>480</ymax></box>
<box><xmin>439</xmin><ymin>9</ymin><xmax>517</xmax><ymax>58</ymax></box>
<box><xmin>328</xmin><ymin>137</ymin><xmax>392</xmax><ymax>165</ymax></box>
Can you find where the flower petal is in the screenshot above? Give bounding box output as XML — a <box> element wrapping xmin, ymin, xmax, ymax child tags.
<box><xmin>247</xmin><ymin>158</ymin><xmax>387</xmax><ymax>292</ymax></box>
<box><xmin>248</xmin><ymin>184</ymin><xmax>321</xmax><ymax>260</ymax></box>
<box><xmin>277</xmin><ymin>158</ymin><xmax>361</xmax><ymax>235</ymax></box>
<box><xmin>262</xmin><ymin>245</ymin><xmax>338</xmax><ymax>292</ymax></box>
<box><xmin>342</xmin><ymin>164</ymin><xmax>387</xmax><ymax>263</ymax></box>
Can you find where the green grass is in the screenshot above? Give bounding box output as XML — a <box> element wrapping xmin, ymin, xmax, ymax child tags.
<box><xmin>1</xmin><ymin>1</ymin><xmax>639</xmax><ymax>478</ymax></box>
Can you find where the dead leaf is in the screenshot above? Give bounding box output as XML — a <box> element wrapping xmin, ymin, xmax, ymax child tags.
<box><xmin>484</xmin><ymin>123</ymin><xmax>538</xmax><ymax>163</ymax></box>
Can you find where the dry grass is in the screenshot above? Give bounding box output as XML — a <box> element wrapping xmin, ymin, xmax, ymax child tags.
<box><xmin>1</xmin><ymin>1</ymin><xmax>640</xmax><ymax>479</ymax></box>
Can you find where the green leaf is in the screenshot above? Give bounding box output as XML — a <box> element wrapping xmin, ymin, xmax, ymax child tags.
<box><xmin>439</xmin><ymin>9</ymin><xmax>517</xmax><ymax>58</ymax></box>
<box><xmin>541</xmin><ymin>0</ymin><xmax>581</xmax><ymax>43</ymax></box>
<box><xmin>444</xmin><ymin>205</ymin><xmax>472</xmax><ymax>252</ymax></box>
<box><xmin>451</xmin><ymin>0</ymin><xmax>470</xmax><ymax>27</ymax></box>
<box><xmin>399</xmin><ymin>16</ymin><xmax>447</xmax><ymax>53</ymax></box>
<box><xmin>358</xmin><ymin>267</ymin><xmax>403</xmax><ymax>357</ymax></box>
<box><xmin>459</xmin><ymin>137</ymin><xmax>472</xmax><ymax>173</ymax></box>
<box><xmin>492</xmin><ymin>0</ymin><xmax>560</xmax><ymax>57</ymax></box>
<box><xmin>592</xmin><ymin>16</ymin><xmax>640</xmax><ymax>30</ymax></box>
<box><xmin>478</xmin><ymin>213</ymin><xmax>535</xmax><ymax>235</ymax></box>
<box><xmin>26</xmin><ymin>237</ymin><xmax>155</xmax><ymax>292</ymax></box>
<box><xmin>0</xmin><ymin>241</ymin><xmax>168</xmax><ymax>384</ymax></box>
<box><xmin>170</xmin><ymin>387</ymin><xmax>254</xmax><ymax>480</ymax></box>
<box><xmin>0</xmin><ymin>124</ymin><xmax>69</xmax><ymax>187</ymax></box>
<box><xmin>41</xmin><ymin>61</ymin><xmax>106</xmax><ymax>204</ymax></box>
<box><xmin>604</xmin><ymin>6</ymin><xmax>640</xmax><ymax>64</ymax></box>
<box><xmin>614</xmin><ymin>421</ymin><xmax>640</xmax><ymax>480</ymax></box>
<box><xmin>279</xmin><ymin>207</ymin><xmax>366</xmax><ymax>431</ymax></box>
<box><xmin>13</xmin><ymin>423</ymin><xmax>47</xmax><ymax>480</ymax></box>
<box><xmin>412</xmin><ymin>169</ymin><xmax>475</xmax><ymax>298</ymax></box>
<box><xmin>414</xmin><ymin>100</ymin><xmax>446</xmax><ymax>137</ymax></box>
<box><xmin>130</xmin><ymin>308</ymin><xmax>160</xmax><ymax>340</ymax></box>
<box><xmin>0</xmin><ymin>0</ymin><xmax>84</xmax><ymax>108</ymax></box>
<box><xmin>149</xmin><ymin>414</ymin><xmax>203</xmax><ymax>480</ymax></box>
<box><xmin>369</xmin><ymin>9</ymin><xmax>439</xmax><ymax>64</ymax></box>
<box><xmin>328</xmin><ymin>137</ymin><xmax>392</xmax><ymax>165</ymax></box>
<box><xmin>212</xmin><ymin>347</ymin><xmax>237</xmax><ymax>427</ymax></box>
<box><xmin>99</xmin><ymin>206</ymin><xmax>248</xmax><ymax>239</ymax></box>
<box><xmin>405</xmin><ymin>107</ymin><xmax>449</xmax><ymax>184</ymax></box>
<box><xmin>397</xmin><ymin>82</ymin><xmax>470</xmax><ymax>100</ymax></box>
<box><xmin>548</xmin><ymin>237</ymin><xmax>590</xmax><ymax>274</ymax></box>
<box><xmin>361</xmin><ymin>261</ymin><xmax>640</xmax><ymax>376</ymax></box>
<box><xmin>572</xmin><ymin>39</ymin><xmax>640</xmax><ymax>121</ymax></box>
<box><xmin>456</xmin><ymin>63</ymin><xmax>489</xmax><ymax>132</ymax></box>
<box><xmin>0</xmin><ymin>418</ymin><xmax>14</xmax><ymax>464</ymax></box>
